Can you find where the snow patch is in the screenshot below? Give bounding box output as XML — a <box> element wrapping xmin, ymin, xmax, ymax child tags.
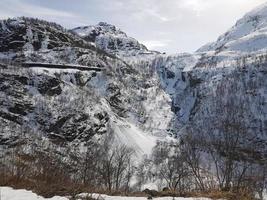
<box><xmin>0</xmin><ymin>187</ymin><xmax>68</xmax><ymax>200</ymax></box>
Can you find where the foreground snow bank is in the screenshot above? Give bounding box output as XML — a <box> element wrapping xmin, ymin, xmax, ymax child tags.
<box><xmin>0</xmin><ymin>187</ymin><xmax>68</xmax><ymax>200</ymax></box>
<box><xmin>80</xmin><ymin>193</ymin><xmax>213</xmax><ymax>200</ymax></box>
<box><xmin>0</xmin><ymin>187</ymin><xmax>214</xmax><ymax>200</ymax></box>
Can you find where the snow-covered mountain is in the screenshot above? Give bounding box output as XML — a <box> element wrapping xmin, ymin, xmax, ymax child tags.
<box><xmin>71</xmin><ymin>22</ymin><xmax>159</xmax><ymax>57</ymax></box>
<box><xmin>0</xmin><ymin>1</ymin><xmax>267</xmax><ymax>177</ymax></box>
<box><xmin>0</xmin><ymin>17</ymin><xmax>173</xmax><ymax>164</ymax></box>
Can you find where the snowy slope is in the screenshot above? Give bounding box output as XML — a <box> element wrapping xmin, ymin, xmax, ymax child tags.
<box><xmin>197</xmin><ymin>2</ymin><xmax>267</xmax><ymax>54</ymax></box>
<box><xmin>112</xmin><ymin>119</ymin><xmax>156</xmax><ymax>156</ymax></box>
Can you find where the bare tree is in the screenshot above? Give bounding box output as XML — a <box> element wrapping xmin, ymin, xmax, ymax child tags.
<box><xmin>152</xmin><ymin>141</ymin><xmax>190</xmax><ymax>194</ymax></box>
<box><xmin>180</xmin><ymin>134</ymin><xmax>206</xmax><ymax>191</ymax></box>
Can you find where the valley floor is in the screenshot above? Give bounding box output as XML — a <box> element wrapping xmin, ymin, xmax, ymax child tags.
<box><xmin>0</xmin><ymin>187</ymin><xmax>214</xmax><ymax>200</ymax></box>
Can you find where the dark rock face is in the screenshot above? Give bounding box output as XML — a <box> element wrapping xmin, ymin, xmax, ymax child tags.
<box><xmin>0</xmin><ymin>17</ymin><xmax>93</xmax><ymax>53</ymax></box>
<box><xmin>0</xmin><ymin>72</ymin><xmax>33</xmax><ymax>124</ymax></box>
<box><xmin>187</xmin><ymin>72</ymin><xmax>202</xmax><ymax>88</ymax></box>
<box><xmin>0</xmin><ymin>19</ymin><xmax>26</xmax><ymax>52</ymax></box>
<box><xmin>8</xmin><ymin>103</ymin><xmax>32</xmax><ymax>116</ymax></box>
<box><xmin>171</xmin><ymin>103</ymin><xmax>180</xmax><ymax>114</ymax></box>
<box><xmin>47</xmin><ymin>113</ymin><xmax>98</xmax><ymax>142</ymax></box>
<box><xmin>166</xmin><ymin>69</ymin><xmax>175</xmax><ymax>79</ymax></box>
<box><xmin>0</xmin><ymin>66</ymin><xmax>113</xmax><ymax>149</ymax></box>
<box><xmin>0</xmin><ymin>110</ymin><xmax>23</xmax><ymax>125</ymax></box>
<box><xmin>107</xmin><ymin>83</ymin><xmax>125</xmax><ymax>116</ymax></box>
<box><xmin>0</xmin><ymin>134</ymin><xmax>20</xmax><ymax>147</ymax></box>
<box><xmin>46</xmin><ymin>112</ymin><xmax>109</xmax><ymax>143</ymax></box>
<box><xmin>36</xmin><ymin>76</ymin><xmax>62</xmax><ymax>96</ymax></box>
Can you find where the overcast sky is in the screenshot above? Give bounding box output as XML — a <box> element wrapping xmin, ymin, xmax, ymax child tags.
<box><xmin>0</xmin><ymin>0</ymin><xmax>266</xmax><ymax>53</ymax></box>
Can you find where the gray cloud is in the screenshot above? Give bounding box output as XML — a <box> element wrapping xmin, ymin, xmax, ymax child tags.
<box><xmin>0</xmin><ymin>0</ymin><xmax>88</xmax><ymax>27</ymax></box>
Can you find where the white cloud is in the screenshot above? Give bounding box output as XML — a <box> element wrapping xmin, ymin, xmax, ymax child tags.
<box><xmin>141</xmin><ymin>40</ymin><xmax>171</xmax><ymax>49</ymax></box>
<box><xmin>179</xmin><ymin>0</ymin><xmax>209</xmax><ymax>15</ymax></box>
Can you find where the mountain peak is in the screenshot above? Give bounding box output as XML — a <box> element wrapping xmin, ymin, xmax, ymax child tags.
<box><xmin>71</xmin><ymin>22</ymin><xmax>159</xmax><ymax>57</ymax></box>
<box><xmin>98</xmin><ymin>21</ymin><xmax>116</xmax><ymax>29</ymax></box>
<box><xmin>197</xmin><ymin>2</ymin><xmax>267</xmax><ymax>54</ymax></box>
